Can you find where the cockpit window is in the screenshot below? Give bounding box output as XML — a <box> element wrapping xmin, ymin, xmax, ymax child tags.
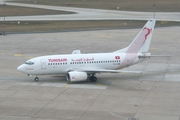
<box><xmin>25</xmin><ymin>61</ymin><xmax>34</xmax><ymax>65</ymax></box>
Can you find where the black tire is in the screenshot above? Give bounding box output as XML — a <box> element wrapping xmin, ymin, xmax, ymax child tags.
<box><xmin>34</xmin><ymin>77</ymin><xmax>39</xmax><ymax>82</ymax></box>
<box><xmin>90</xmin><ymin>76</ymin><xmax>97</xmax><ymax>82</ymax></box>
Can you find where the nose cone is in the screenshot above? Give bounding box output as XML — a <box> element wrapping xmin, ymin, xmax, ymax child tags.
<box><xmin>17</xmin><ymin>65</ymin><xmax>24</xmax><ymax>73</ymax></box>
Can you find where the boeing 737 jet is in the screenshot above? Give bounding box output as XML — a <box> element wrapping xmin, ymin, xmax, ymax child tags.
<box><xmin>17</xmin><ymin>19</ymin><xmax>163</xmax><ymax>83</ymax></box>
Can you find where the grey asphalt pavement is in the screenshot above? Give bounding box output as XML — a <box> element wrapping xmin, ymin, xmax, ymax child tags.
<box><xmin>0</xmin><ymin>26</ymin><xmax>179</xmax><ymax>120</ymax></box>
<box><xmin>0</xmin><ymin>0</ymin><xmax>180</xmax><ymax>21</ymax></box>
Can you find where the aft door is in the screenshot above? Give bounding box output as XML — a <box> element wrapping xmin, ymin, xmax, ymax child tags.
<box><xmin>41</xmin><ymin>59</ymin><xmax>46</xmax><ymax>69</ymax></box>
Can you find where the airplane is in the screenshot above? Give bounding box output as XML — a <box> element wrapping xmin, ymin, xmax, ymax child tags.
<box><xmin>17</xmin><ymin>19</ymin><xmax>166</xmax><ymax>83</ymax></box>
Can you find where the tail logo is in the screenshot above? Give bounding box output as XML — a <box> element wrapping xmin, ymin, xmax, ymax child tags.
<box><xmin>126</xmin><ymin>26</ymin><xmax>152</xmax><ymax>54</ymax></box>
<box><xmin>143</xmin><ymin>27</ymin><xmax>152</xmax><ymax>44</ymax></box>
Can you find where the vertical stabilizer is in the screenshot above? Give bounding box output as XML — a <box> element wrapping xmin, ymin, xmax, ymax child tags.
<box><xmin>114</xmin><ymin>19</ymin><xmax>156</xmax><ymax>53</ymax></box>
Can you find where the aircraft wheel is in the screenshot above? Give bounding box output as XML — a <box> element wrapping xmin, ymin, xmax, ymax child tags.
<box><xmin>90</xmin><ymin>76</ymin><xmax>97</xmax><ymax>82</ymax></box>
<box><xmin>34</xmin><ymin>77</ymin><xmax>39</xmax><ymax>82</ymax></box>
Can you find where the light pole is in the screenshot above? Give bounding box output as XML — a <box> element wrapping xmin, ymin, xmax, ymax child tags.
<box><xmin>3</xmin><ymin>3</ymin><xmax>7</xmax><ymax>35</ymax></box>
<box><xmin>153</xmin><ymin>3</ymin><xmax>156</xmax><ymax>19</ymax></box>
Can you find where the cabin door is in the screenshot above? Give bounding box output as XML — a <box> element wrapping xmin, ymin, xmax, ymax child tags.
<box><xmin>41</xmin><ymin>59</ymin><xmax>46</xmax><ymax>69</ymax></box>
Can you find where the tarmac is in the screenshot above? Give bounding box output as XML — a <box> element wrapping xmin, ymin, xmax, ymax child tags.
<box><xmin>0</xmin><ymin>26</ymin><xmax>180</xmax><ymax>120</ymax></box>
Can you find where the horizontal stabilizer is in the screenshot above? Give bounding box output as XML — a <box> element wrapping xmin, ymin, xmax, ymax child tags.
<box><xmin>138</xmin><ymin>55</ymin><xmax>171</xmax><ymax>58</ymax></box>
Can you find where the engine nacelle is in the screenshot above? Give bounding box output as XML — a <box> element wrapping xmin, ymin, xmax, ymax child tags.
<box><xmin>66</xmin><ymin>71</ymin><xmax>88</xmax><ymax>82</ymax></box>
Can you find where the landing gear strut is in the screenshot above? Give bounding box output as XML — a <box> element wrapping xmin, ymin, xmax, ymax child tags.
<box><xmin>34</xmin><ymin>77</ymin><xmax>39</xmax><ymax>82</ymax></box>
<box><xmin>90</xmin><ymin>74</ymin><xmax>97</xmax><ymax>82</ymax></box>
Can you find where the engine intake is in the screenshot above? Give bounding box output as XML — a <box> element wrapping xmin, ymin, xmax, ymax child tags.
<box><xmin>66</xmin><ymin>71</ymin><xmax>88</xmax><ymax>82</ymax></box>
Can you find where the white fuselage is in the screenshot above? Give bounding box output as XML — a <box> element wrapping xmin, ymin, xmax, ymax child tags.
<box><xmin>17</xmin><ymin>52</ymin><xmax>144</xmax><ymax>76</ymax></box>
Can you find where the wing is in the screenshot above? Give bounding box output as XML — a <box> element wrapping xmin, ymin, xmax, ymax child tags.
<box><xmin>74</xmin><ymin>68</ymin><xmax>144</xmax><ymax>74</ymax></box>
<box><xmin>138</xmin><ymin>53</ymin><xmax>171</xmax><ymax>58</ymax></box>
<box><xmin>86</xmin><ymin>69</ymin><xmax>143</xmax><ymax>73</ymax></box>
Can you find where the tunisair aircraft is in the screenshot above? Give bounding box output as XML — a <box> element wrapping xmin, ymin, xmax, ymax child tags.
<box><xmin>17</xmin><ymin>19</ymin><xmax>165</xmax><ymax>83</ymax></box>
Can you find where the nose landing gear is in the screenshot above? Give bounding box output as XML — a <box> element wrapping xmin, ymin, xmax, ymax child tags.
<box><xmin>28</xmin><ymin>75</ymin><xmax>39</xmax><ymax>82</ymax></box>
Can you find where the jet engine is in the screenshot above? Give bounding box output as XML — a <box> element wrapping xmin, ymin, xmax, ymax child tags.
<box><xmin>66</xmin><ymin>71</ymin><xmax>88</xmax><ymax>82</ymax></box>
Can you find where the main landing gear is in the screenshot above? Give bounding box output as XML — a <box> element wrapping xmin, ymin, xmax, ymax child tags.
<box><xmin>90</xmin><ymin>74</ymin><xmax>97</xmax><ymax>82</ymax></box>
<box><xmin>34</xmin><ymin>77</ymin><xmax>39</xmax><ymax>82</ymax></box>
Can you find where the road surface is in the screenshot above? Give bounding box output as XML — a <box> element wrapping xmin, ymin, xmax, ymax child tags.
<box><xmin>0</xmin><ymin>0</ymin><xmax>180</xmax><ymax>21</ymax></box>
